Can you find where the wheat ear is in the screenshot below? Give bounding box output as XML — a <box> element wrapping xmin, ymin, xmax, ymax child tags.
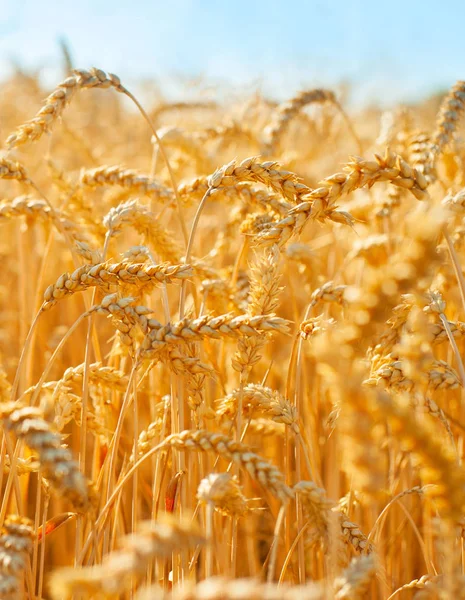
<box><xmin>0</xmin><ymin>402</ymin><xmax>94</xmax><ymax>512</ymax></box>
<box><xmin>0</xmin><ymin>516</ymin><xmax>34</xmax><ymax>600</ymax></box>
<box><xmin>6</xmin><ymin>68</ymin><xmax>124</xmax><ymax>149</ymax></box>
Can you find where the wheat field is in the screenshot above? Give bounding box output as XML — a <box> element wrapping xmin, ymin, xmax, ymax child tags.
<box><xmin>0</xmin><ymin>59</ymin><xmax>464</xmax><ymax>600</ymax></box>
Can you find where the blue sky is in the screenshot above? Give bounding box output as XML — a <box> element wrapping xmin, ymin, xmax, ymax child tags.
<box><xmin>1</xmin><ymin>0</ymin><xmax>464</xmax><ymax>105</ymax></box>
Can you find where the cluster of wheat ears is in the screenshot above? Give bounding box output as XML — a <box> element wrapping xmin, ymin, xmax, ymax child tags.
<box><xmin>1</xmin><ymin>60</ymin><xmax>465</xmax><ymax>600</ymax></box>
